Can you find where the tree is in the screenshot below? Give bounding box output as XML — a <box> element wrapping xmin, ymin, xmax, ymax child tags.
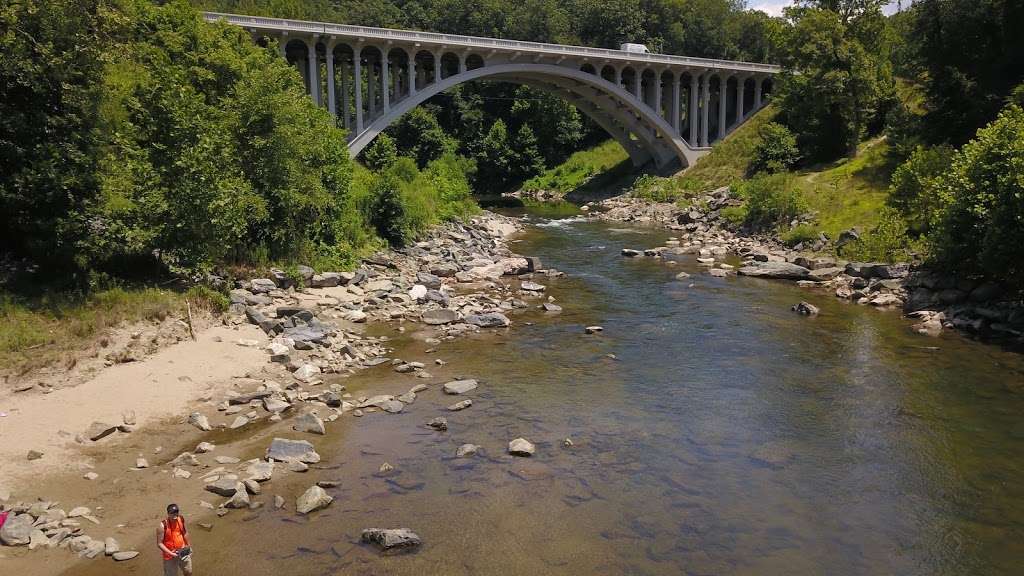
<box><xmin>364</xmin><ymin>134</ymin><xmax>398</xmax><ymax>171</ymax></box>
<box><xmin>776</xmin><ymin>6</ymin><xmax>895</xmax><ymax>160</ymax></box>
<box><xmin>511</xmin><ymin>124</ymin><xmax>546</xmax><ymax>181</ymax></box>
<box><xmin>384</xmin><ymin>107</ymin><xmax>451</xmax><ymax>168</ymax></box>
<box><xmin>750</xmin><ymin>122</ymin><xmax>800</xmax><ymax>174</ymax></box>
<box><xmin>474</xmin><ymin>119</ymin><xmax>517</xmax><ymax>190</ymax></box>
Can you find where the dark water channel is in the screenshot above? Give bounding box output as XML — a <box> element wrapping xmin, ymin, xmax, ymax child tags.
<box><xmin>71</xmin><ymin>213</ymin><xmax>1024</xmax><ymax>575</ymax></box>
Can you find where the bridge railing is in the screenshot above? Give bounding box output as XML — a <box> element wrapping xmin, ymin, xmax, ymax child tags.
<box><xmin>203</xmin><ymin>12</ymin><xmax>781</xmax><ymax>75</ymax></box>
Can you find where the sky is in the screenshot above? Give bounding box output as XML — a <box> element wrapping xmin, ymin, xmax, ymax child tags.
<box><xmin>749</xmin><ymin>1</ymin><xmax>902</xmax><ymax>17</ymax></box>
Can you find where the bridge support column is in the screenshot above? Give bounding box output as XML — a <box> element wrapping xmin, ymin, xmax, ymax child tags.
<box><xmin>341</xmin><ymin>61</ymin><xmax>350</xmax><ymax>129</ymax></box>
<box><xmin>671</xmin><ymin>72</ymin><xmax>680</xmax><ymax>133</ymax></box>
<box><xmin>700</xmin><ymin>74</ymin><xmax>710</xmax><ymax>147</ymax></box>
<box><xmin>326</xmin><ymin>44</ymin><xmax>337</xmax><ymax>116</ymax></box>
<box><xmin>717</xmin><ymin>76</ymin><xmax>727</xmax><ymax>142</ymax></box>
<box><xmin>690</xmin><ymin>74</ymin><xmax>699</xmax><ymax>146</ymax></box>
<box><xmin>754</xmin><ymin>76</ymin><xmax>763</xmax><ymax>110</ymax></box>
<box><xmin>382</xmin><ymin>52</ymin><xmax>390</xmax><ymax>112</ymax></box>
<box><xmin>367</xmin><ymin>57</ymin><xmax>376</xmax><ymax>118</ymax></box>
<box><xmin>434</xmin><ymin>52</ymin><xmax>442</xmax><ymax>82</ymax></box>
<box><xmin>354</xmin><ymin>47</ymin><xmax>363</xmax><ymax>133</ymax></box>
<box><xmin>307</xmin><ymin>41</ymin><xmax>320</xmax><ymax>106</ymax></box>
<box><xmin>458</xmin><ymin>54</ymin><xmax>467</xmax><ymax>74</ymax></box>
<box><xmin>653</xmin><ymin>70</ymin><xmax>662</xmax><ymax>116</ymax></box>
<box><xmin>278</xmin><ymin>34</ymin><xmax>286</xmax><ymax>57</ymax></box>
<box><xmin>633</xmin><ymin>69</ymin><xmax>642</xmax><ymax>99</ymax></box>
<box><xmin>734</xmin><ymin>76</ymin><xmax>745</xmax><ymax>128</ymax></box>
<box><xmin>614</xmin><ymin>67</ymin><xmax>622</xmax><ymax>89</ymax></box>
<box><xmin>407</xmin><ymin>51</ymin><xmax>417</xmax><ymax>97</ymax></box>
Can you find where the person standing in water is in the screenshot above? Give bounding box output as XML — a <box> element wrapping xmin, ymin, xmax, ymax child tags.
<box><xmin>158</xmin><ymin>503</ymin><xmax>193</xmax><ymax>575</ymax></box>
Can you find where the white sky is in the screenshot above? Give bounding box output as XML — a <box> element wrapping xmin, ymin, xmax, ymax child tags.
<box><xmin>749</xmin><ymin>1</ymin><xmax>902</xmax><ymax>16</ymax></box>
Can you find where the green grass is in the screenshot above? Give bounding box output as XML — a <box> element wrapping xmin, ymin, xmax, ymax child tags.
<box><xmin>0</xmin><ymin>287</ymin><xmax>225</xmax><ymax>377</ymax></box>
<box><xmin>792</xmin><ymin>137</ymin><xmax>896</xmax><ymax>238</ymax></box>
<box><xmin>522</xmin><ymin>140</ymin><xmax>632</xmax><ymax>198</ymax></box>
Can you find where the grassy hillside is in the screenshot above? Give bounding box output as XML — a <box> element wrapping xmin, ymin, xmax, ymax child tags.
<box><xmin>521</xmin><ymin>140</ymin><xmax>633</xmax><ymax>201</ymax></box>
<box><xmin>682</xmin><ymin>105</ymin><xmax>779</xmax><ymax>189</ymax></box>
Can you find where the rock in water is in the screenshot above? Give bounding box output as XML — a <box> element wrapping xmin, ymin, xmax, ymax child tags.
<box><xmin>292</xmin><ymin>412</ymin><xmax>326</xmax><ymax>435</ymax></box>
<box><xmin>421</xmin><ymin>309</ymin><xmax>459</xmax><ymax>325</ymax></box>
<box><xmin>621</xmin><ymin>249</ymin><xmax>641</xmax><ymax>257</ymax></box>
<box><xmin>585</xmin><ymin>326</ymin><xmax>603</xmax><ymax>334</ymax></box>
<box><xmin>455</xmin><ymin>444</ymin><xmax>479</xmax><ymax>457</ymax></box>
<box><xmin>448</xmin><ymin>400</ymin><xmax>472</xmax><ymax>411</ymax></box>
<box><xmin>442</xmin><ymin>379</ymin><xmax>478</xmax><ymax>395</ymax></box>
<box><xmin>266</xmin><ymin>438</ymin><xmax>321</xmax><ymax>463</ymax></box>
<box><xmin>508</xmin><ymin>438</ymin><xmax>536</xmax><ymax>457</ymax></box>
<box><xmin>791</xmin><ymin>301</ymin><xmax>820</xmax><ymax>315</ymax></box>
<box><xmin>361</xmin><ymin>528</ymin><xmax>422</xmax><ymax>552</ymax></box>
<box><xmin>112</xmin><ymin>551</ymin><xmax>139</xmax><ymax>561</ymax></box>
<box><xmin>426</xmin><ymin>417</ymin><xmax>448</xmax><ymax>431</ymax></box>
<box><xmin>465</xmin><ymin>312</ymin><xmax>510</xmax><ymax>328</ymax></box>
<box><xmin>296</xmin><ymin>485</ymin><xmax>333</xmax><ymax>514</ymax></box>
<box><xmin>520</xmin><ymin>281</ymin><xmax>545</xmax><ymax>292</ymax></box>
<box><xmin>736</xmin><ymin>261</ymin><xmax>810</xmax><ymax>280</ymax></box>
<box><xmin>0</xmin><ymin>513</ymin><xmax>33</xmax><ymax>545</ymax></box>
<box><xmin>104</xmin><ymin>537</ymin><xmax>120</xmax><ymax>556</ymax></box>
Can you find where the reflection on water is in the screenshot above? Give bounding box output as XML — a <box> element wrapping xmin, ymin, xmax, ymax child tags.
<box><xmin>66</xmin><ymin>216</ymin><xmax>1024</xmax><ymax>576</ymax></box>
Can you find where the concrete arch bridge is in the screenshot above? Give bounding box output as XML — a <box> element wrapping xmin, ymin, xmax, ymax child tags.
<box><xmin>204</xmin><ymin>12</ymin><xmax>781</xmax><ymax>170</ymax></box>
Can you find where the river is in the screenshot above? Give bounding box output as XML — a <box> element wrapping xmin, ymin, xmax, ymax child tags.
<box><xmin>63</xmin><ymin>210</ymin><xmax>1024</xmax><ymax>575</ymax></box>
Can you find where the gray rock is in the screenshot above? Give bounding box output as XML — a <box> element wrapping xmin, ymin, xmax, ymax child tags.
<box><xmin>430</xmin><ymin>262</ymin><xmax>459</xmax><ymax>277</ymax></box>
<box><xmin>448</xmin><ymin>399</ymin><xmax>473</xmax><ymax>411</ymax></box>
<box><xmin>541</xmin><ymin>303</ymin><xmax>562</xmax><ymax>312</ymax></box>
<box><xmin>427</xmin><ymin>417</ymin><xmax>448</xmax><ymax>431</ymax></box>
<box><xmin>188</xmin><ymin>412</ymin><xmax>212</xmax><ymax>432</ymax></box>
<box><xmin>791</xmin><ymin>301</ymin><xmax>820</xmax><ymax>315</ymax></box>
<box><xmin>621</xmin><ymin>248</ymin><xmax>641</xmax><ymax>257</ymax></box>
<box><xmin>274</xmin><ymin>495</ymin><xmax>286</xmax><ymax>509</ymax></box>
<box><xmin>456</xmin><ymin>444</ymin><xmax>479</xmax><ymax>457</ymax></box>
<box><xmin>263</xmin><ymin>397</ymin><xmax>293</xmax><ymax>414</ymax></box>
<box><xmin>112</xmin><ymin>551</ymin><xmax>139</xmax><ymax>561</ymax></box>
<box><xmin>969</xmin><ymin>281</ymin><xmax>1003</xmax><ymax>302</ymax></box>
<box><xmin>737</xmin><ymin>261</ymin><xmax>810</xmax><ymax>280</ymax></box>
<box><xmin>416</xmin><ymin>272</ymin><xmax>441</xmax><ymax>289</ymax></box>
<box><xmin>378</xmin><ymin>400</ymin><xmax>405</xmax><ymax>413</ymax></box>
<box><xmin>245</xmin><ymin>460</ymin><xmax>275</xmax><ymax>482</ymax></box>
<box><xmin>421</xmin><ymin>309</ymin><xmax>459</xmax><ymax>325</ymax></box>
<box><xmin>206</xmin><ymin>478</ymin><xmax>241</xmax><ymax>497</ymax></box>
<box><xmin>229</xmin><ymin>415</ymin><xmax>250</xmax><ymax>429</ymax></box>
<box><xmin>844</xmin><ymin>262</ymin><xmax>883</xmax><ymax>278</ymax></box>
<box><xmin>170</xmin><ymin>452</ymin><xmax>200</xmax><ymax>467</ymax></box>
<box><xmin>266</xmin><ymin>438</ymin><xmax>321</xmax><ymax>464</ymax></box>
<box><xmin>296</xmin><ymin>485</ymin><xmax>333</xmax><ymax>514</ymax></box>
<box><xmin>0</xmin><ymin>514</ymin><xmax>33</xmax><ymax>545</ymax></box>
<box><xmin>214</xmin><ymin>455</ymin><xmax>240</xmax><ymax>465</ymax></box>
<box><xmin>250</xmin><ymin>278</ymin><xmax>277</xmax><ymax>294</ymax></box>
<box><xmin>808</xmin><ymin>267</ymin><xmax>844</xmax><ymax>281</ymax></box>
<box><xmin>520</xmin><ymin>281</ymin><xmax>546</xmax><ymax>292</ymax></box>
<box><xmin>104</xmin><ymin>537</ymin><xmax>120</xmax><ymax>556</ymax></box>
<box><xmin>873</xmin><ymin>263</ymin><xmax>909</xmax><ymax>279</ymax></box>
<box><xmin>293</xmin><ymin>412</ymin><xmax>326</xmax><ymax>435</ymax></box>
<box><xmin>465</xmin><ymin>312</ymin><xmax>510</xmax><ymax>328</ymax></box>
<box><xmin>26</xmin><ymin>450</ymin><xmax>43</xmax><ymax>461</ymax></box>
<box><xmin>508</xmin><ymin>438</ymin><xmax>535</xmax><ymax>456</ymax></box>
<box><xmin>27</xmin><ymin>529</ymin><xmax>48</xmax><ymax>550</ymax></box>
<box><xmin>195</xmin><ymin>441</ymin><xmax>216</xmax><ymax>454</ymax></box>
<box><xmin>292</xmin><ymin>363</ymin><xmax>321</xmax><ymax>383</ymax></box>
<box><xmin>224</xmin><ymin>484</ymin><xmax>251</xmax><ymax>509</ymax></box>
<box><xmin>311</xmin><ymin>272</ymin><xmax>341</xmax><ymax>288</ymax></box>
<box><xmin>85</xmin><ymin>421</ymin><xmax>118</xmax><ymax>442</ymax></box>
<box><xmin>361</xmin><ymin>528</ymin><xmax>422</xmax><ymax>551</ymax></box>
<box><xmin>443</xmin><ymin>379</ymin><xmax>478</xmax><ymax>395</ymax></box>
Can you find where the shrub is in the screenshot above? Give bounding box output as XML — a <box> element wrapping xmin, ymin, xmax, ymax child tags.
<box><xmin>629</xmin><ymin>174</ymin><xmax>702</xmax><ymax>203</ymax></box>
<box><xmin>750</xmin><ymin>122</ymin><xmax>800</xmax><ymax>174</ymax></box>
<box><xmin>887</xmin><ymin>144</ymin><xmax>954</xmax><ymax>234</ymax></box>
<box><xmin>735</xmin><ymin>173</ymin><xmax>807</xmax><ymax>230</ymax></box>
<box><xmin>720</xmin><ymin>205</ymin><xmax>748</xmax><ymax>228</ymax></box>
<box><xmin>781</xmin><ymin>224</ymin><xmax>820</xmax><ymax>247</ymax></box>
<box><xmin>930</xmin><ymin>104</ymin><xmax>1024</xmax><ymax>286</ymax></box>
<box><xmin>364</xmin><ymin>134</ymin><xmax>398</xmax><ymax>171</ymax></box>
<box><xmin>839</xmin><ymin>207</ymin><xmax>917</xmax><ymax>262</ymax></box>
<box><xmin>368</xmin><ymin>173</ymin><xmax>407</xmax><ymax>246</ymax></box>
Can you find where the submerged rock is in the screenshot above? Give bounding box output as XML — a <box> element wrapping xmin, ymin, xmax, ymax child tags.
<box><xmin>508</xmin><ymin>438</ymin><xmax>536</xmax><ymax>457</ymax></box>
<box><xmin>296</xmin><ymin>485</ymin><xmax>333</xmax><ymax>514</ymax></box>
<box><xmin>361</xmin><ymin>528</ymin><xmax>422</xmax><ymax>552</ymax></box>
<box><xmin>791</xmin><ymin>301</ymin><xmax>820</xmax><ymax>315</ymax></box>
<box><xmin>266</xmin><ymin>438</ymin><xmax>321</xmax><ymax>464</ymax></box>
<box><xmin>442</xmin><ymin>379</ymin><xmax>478</xmax><ymax>395</ymax></box>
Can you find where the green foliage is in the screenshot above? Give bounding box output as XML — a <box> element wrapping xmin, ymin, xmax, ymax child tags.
<box><xmin>364</xmin><ymin>134</ymin><xmax>398</xmax><ymax>171</ymax></box>
<box><xmin>683</xmin><ymin>105</ymin><xmax>778</xmax><ymax>190</ymax></box>
<box><xmin>368</xmin><ymin>172</ymin><xmax>407</xmax><ymax>246</ymax></box>
<box><xmin>780</xmin><ymin>224</ymin><xmax>820</xmax><ymax>247</ymax></box>
<box><xmin>776</xmin><ymin>6</ymin><xmax>896</xmax><ymax>160</ymax></box>
<box><xmin>522</xmin><ymin>140</ymin><xmax>630</xmax><ymax>196</ymax></box>
<box><xmin>719</xmin><ymin>205</ymin><xmax>748</xmax><ymax>228</ymax></box>
<box><xmin>734</xmin><ymin>173</ymin><xmax>807</xmax><ymax>230</ymax></box>
<box><xmin>629</xmin><ymin>174</ymin><xmax>703</xmax><ymax>203</ymax></box>
<box><xmin>887</xmin><ymin>144</ymin><xmax>954</xmax><ymax>234</ymax></box>
<box><xmin>929</xmin><ymin>104</ymin><xmax>1024</xmax><ymax>286</ymax></box>
<box><xmin>512</xmin><ymin>125</ymin><xmax>546</xmax><ymax>182</ymax></box>
<box><xmin>185</xmin><ymin>285</ymin><xmax>230</xmax><ymax>313</ymax></box>
<box><xmin>384</xmin><ymin>107</ymin><xmax>451</xmax><ymax>168</ymax></box>
<box><xmin>838</xmin><ymin>207</ymin><xmax>917</xmax><ymax>263</ymax></box>
<box><xmin>750</xmin><ymin>122</ymin><xmax>800</xmax><ymax>174</ymax></box>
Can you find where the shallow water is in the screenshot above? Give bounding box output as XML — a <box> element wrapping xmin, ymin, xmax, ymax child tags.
<box><xmin>64</xmin><ymin>215</ymin><xmax>1024</xmax><ymax>575</ymax></box>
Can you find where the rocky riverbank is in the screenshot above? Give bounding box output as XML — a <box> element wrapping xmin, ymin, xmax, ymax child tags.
<box><xmin>593</xmin><ymin>191</ymin><xmax>1024</xmax><ymax>347</ymax></box>
<box><xmin>0</xmin><ymin>212</ymin><xmax>562</xmax><ymax>569</ymax></box>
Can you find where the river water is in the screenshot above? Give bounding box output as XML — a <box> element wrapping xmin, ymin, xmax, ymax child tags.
<box><xmin>65</xmin><ymin>212</ymin><xmax>1024</xmax><ymax>575</ymax></box>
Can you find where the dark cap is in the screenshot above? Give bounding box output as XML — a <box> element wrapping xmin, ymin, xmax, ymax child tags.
<box><xmin>166</xmin><ymin>503</ymin><xmax>180</xmax><ymax>515</ymax></box>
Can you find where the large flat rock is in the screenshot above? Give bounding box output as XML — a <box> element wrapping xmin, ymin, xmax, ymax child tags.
<box><xmin>737</xmin><ymin>261</ymin><xmax>810</xmax><ymax>280</ymax></box>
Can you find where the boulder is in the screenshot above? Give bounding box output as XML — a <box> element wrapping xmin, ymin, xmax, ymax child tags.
<box><xmin>296</xmin><ymin>485</ymin><xmax>333</xmax><ymax>514</ymax></box>
<box><xmin>416</xmin><ymin>272</ymin><xmax>442</xmax><ymax>289</ymax></box>
<box><xmin>292</xmin><ymin>364</ymin><xmax>321</xmax><ymax>383</ymax></box>
<box><xmin>844</xmin><ymin>262</ymin><xmax>884</xmax><ymax>278</ymax></box>
<box><xmin>266</xmin><ymin>438</ymin><xmax>321</xmax><ymax>463</ymax></box>
<box><xmin>791</xmin><ymin>301</ymin><xmax>820</xmax><ymax>315</ymax></box>
<box><xmin>245</xmin><ymin>461</ymin><xmax>275</xmax><ymax>483</ymax></box>
<box><xmin>263</xmin><ymin>397</ymin><xmax>292</xmax><ymax>414</ymax></box>
<box><xmin>465</xmin><ymin>313</ymin><xmax>510</xmax><ymax>328</ymax></box>
<box><xmin>188</xmin><ymin>412</ymin><xmax>212</xmax><ymax>432</ymax></box>
<box><xmin>311</xmin><ymin>272</ymin><xmax>341</xmax><ymax>288</ymax></box>
<box><xmin>360</xmin><ymin>528</ymin><xmax>422</xmax><ymax>552</ymax></box>
<box><xmin>621</xmin><ymin>249</ymin><xmax>641</xmax><ymax>257</ymax></box>
<box><xmin>443</xmin><ymin>379</ymin><xmax>478</xmax><ymax>395</ymax></box>
<box><xmin>0</xmin><ymin>513</ymin><xmax>33</xmax><ymax>546</ymax></box>
<box><xmin>541</xmin><ymin>303</ymin><xmax>562</xmax><ymax>312</ymax></box>
<box><xmin>249</xmin><ymin>278</ymin><xmax>277</xmax><ymax>294</ymax></box>
<box><xmin>113</xmin><ymin>551</ymin><xmax>139</xmax><ymax>562</ymax></box>
<box><xmin>292</xmin><ymin>412</ymin><xmax>326</xmax><ymax>435</ymax></box>
<box><xmin>737</xmin><ymin>261</ymin><xmax>810</xmax><ymax>280</ymax></box>
<box><xmin>455</xmin><ymin>444</ymin><xmax>479</xmax><ymax>457</ymax></box>
<box><xmin>224</xmin><ymin>484</ymin><xmax>251</xmax><ymax>509</ymax></box>
<box><xmin>808</xmin><ymin>267</ymin><xmax>844</xmax><ymax>281</ymax></box>
<box><xmin>195</xmin><ymin>441</ymin><xmax>216</xmax><ymax>454</ymax></box>
<box><xmin>520</xmin><ymin>281</ymin><xmax>546</xmax><ymax>292</ymax></box>
<box><xmin>430</xmin><ymin>262</ymin><xmax>459</xmax><ymax>277</ymax></box>
<box><xmin>427</xmin><ymin>417</ymin><xmax>448</xmax><ymax>431</ymax></box>
<box><xmin>85</xmin><ymin>421</ymin><xmax>118</xmax><ymax>442</ymax></box>
<box><xmin>104</xmin><ymin>537</ymin><xmax>120</xmax><ymax>556</ymax></box>
<box><xmin>205</xmin><ymin>478</ymin><xmax>241</xmax><ymax>497</ymax></box>
<box><xmin>508</xmin><ymin>438</ymin><xmax>536</xmax><ymax>457</ymax></box>
<box><xmin>422</xmin><ymin>309</ymin><xmax>459</xmax><ymax>325</ymax></box>
<box><xmin>448</xmin><ymin>399</ymin><xmax>473</xmax><ymax>411</ymax></box>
